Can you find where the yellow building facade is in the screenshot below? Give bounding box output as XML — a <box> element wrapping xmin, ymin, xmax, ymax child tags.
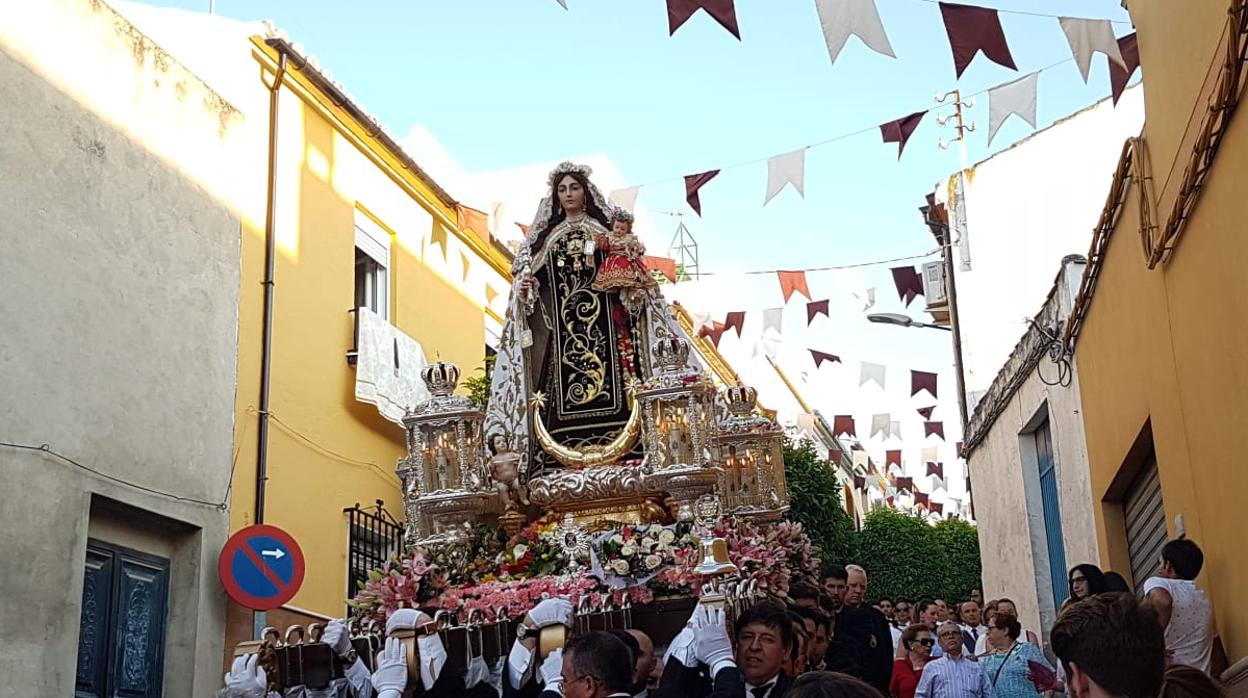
<box><xmin>1070</xmin><ymin>0</ymin><xmax>1248</xmax><ymax>662</ymax></box>
<box><xmin>225</xmin><ymin>37</ymin><xmax>512</xmax><ymax>646</ymax></box>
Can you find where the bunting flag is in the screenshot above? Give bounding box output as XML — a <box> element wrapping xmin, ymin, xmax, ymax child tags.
<box><xmin>1110</xmin><ymin>33</ymin><xmax>1139</xmax><ymax>106</ymax></box>
<box><xmin>889</xmin><ymin>421</ymin><xmax>901</xmax><ymax>439</ymax></box>
<box><xmin>806</xmin><ymin>299</ymin><xmax>829</xmax><ymax>325</ymax></box>
<box><xmin>667</xmin><ymin>0</ymin><xmax>741</xmax><ymax>39</ymax></box>
<box><xmin>692</xmin><ymin>311</ymin><xmax>714</xmax><ymax>332</ymax></box>
<box><xmin>880</xmin><ymin>110</ymin><xmax>927</xmax><ymax>159</ymax></box>
<box><xmin>917</xmin><ymin>405</ymin><xmax>936</xmax><ymax>420</ymax></box>
<box><xmin>457</xmin><ymin>204</ymin><xmax>491</xmax><ymax>241</ymax></box>
<box><xmin>765</xmin><ymin>148</ymin><xmax>806</xmax><ymax>204</ymax></box>
<box><xmin>922</xmin><ymin>445</ymin><xmax>939</xmax><ymax>463</ymax></box>
<box><xmin>886</xmin><ymin>449</ymin><xmax>902</xmax><ymax>467</ymax></box>
<box><xmin>871</xmin><ymin>414</ymin><xmax>891</xmax><ymax>439</ymax></box>
<box><xmin>555</xmin><ymin>0</ymin><xmax>568</xmax><ymax>9</ymax></box>
<box><xmin>887</xmin><ymin>495</ymin><xmax>895</xmax><ymax>506</ymax></box>
<box><xmin>815</xmin><ymin>0</ymin><xmax>896</xmax><ymax>64</ymax></box>
<box><xmin>1058</xmin><ymin>17</ymin><xmax>1126</xmax><ymax>83</ymax></box>
<box><xmin>938</xmin><ymin>2</ymin><xmax>1017</xmax><ymax>78</ymax></box>
<box><xmin>809</xmin><ymin>349</ymin><xmax>842</xmax><ymax>368</ymax></box>
<box><xmin>699</xmin><ymin>321</ymin><xmax>728</xmax><ymax>347</ymax></box>
<box><xmin>777</xmin><ymin>270</ymin><xmax>811</xmax><ymax>302</ymax></box>
<box><xmin>911</xmin><ymin>370</ymin><xmax>939</xmax><ymax>398</ymax></box>
<box><xmin>855</xmin><ymin>287</ymin><xmax>877</xmax><ymax>311</ymax></box>
<box><xmin>914</xmin><ymin>491</ymin><xmax>930</xmax><ymax>506</ymax></box>
<box><xmin>833</xmin><ymin>415</ymin><xmax>857</xmax><ymax>437</ymax></box>
<box><xmin>890</xmin><ymin>265</ymin><xmax>924</xmax><ymax>306</ymax></box>
<box><xmin>860</xmin><ymin>361</ymin><xmax>887</xmax><ymax>389</ymax></box>
<box><xmin>927</xmin><ymin>461</ymin><xmax>944</xmax><ymax>478</ymax></box>
<box><xmin>987</xmin><ymin>72</ymin><xmax>1039</xmax><ymax>146</ymax></box>
<box><xmin>896</xmin><ymin>476</ymin><xmax>914</xmax><ymax>492</ymax></box>
<box><xmin>957</xmin><ymin>441</ymin><xmax>965</xmax><ymax>458</ymax></box>
<box><xmin>643</xmin><ymin>256</ymin><xmax>678</xmax><ymax>283</ymax></box>
<box><xmin>925</xmin><ymin>421</ymin><xmax>946</xmax><ymax>440</ymax></box>
<box><xmin>854</xmin><ymin>475</ymin><xmax>866</xmax><ymax>490</ymax></box>
<box><xmin>852</xmin><ymin>450</ymin><xmax>870</xmax><ymax>470</ymax></box>
<box><xmin>752</xmin><ymin>336</ymin><xmax>781</xmax><ymax>359</ymax></box>
<box><xmin>609</xmin><ymin>186</ymin><xmax>640</xmax><ymax>212</ymax></box>
<box><xmin>931</xmin><ymin>501</ymin><xmax>944</xmax><ymax>515</ymax></box>
<box><xmin>724</xmin><ymin>311</ymin><xmax>746</xmax><ymax>337</ymax></box>
<box><xmin>684</xmin><ymin>169</ymin><xmax>720</xmax><ymax>216</ymax></box>
<box><xmin>762</xmin><ymin>308</ymin><xmax>784</xmax><ymax>335</ymax></box>
<box><xmin>515</xmin><ymin>222</ymin><xmax>530</xmax><ymax>236</ymax></box>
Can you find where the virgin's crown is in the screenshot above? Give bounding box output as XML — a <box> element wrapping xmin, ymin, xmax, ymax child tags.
<box><xmin>724</xmin><ymin>384</ymin><xmax>758</xmax><ymax>417</ymax></box>
<box><xmin>653</xmin><ymin>335</ymin><xmax>691</xmax><ymax>372</ymax></box>
<box><xmin>547</xmin><ymin>161</ymin><xmax>593</xmax><ymax>186</ymax></box>
<box><xmin>421</xmin><ymin>361</ymin><xmax>461</xmax><ymax>398</ymax></box>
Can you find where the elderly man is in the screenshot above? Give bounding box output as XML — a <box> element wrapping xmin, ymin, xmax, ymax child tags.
<box><xmin>914</xmin><ymin>623</ymin><xmax>994</xmax><ymax>698</ymax></box>
<box><xmin>832</xmin><ymin>564</ymin><xmax>894</xmax><ymax>695</ymax></box>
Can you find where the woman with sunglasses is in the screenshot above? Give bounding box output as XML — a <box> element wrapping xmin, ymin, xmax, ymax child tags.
<box><xmin>890</xmin><ymin>624</ymin><xmax>934</xmax><ymax>698</ymax></box>
<box><xmin>979</xmin><ymin>613</ymin><xmax>1055</xmax><ymax>698</ymax></box>
<box><xmin>1062</xmin><ymin>564</ymin><xmax>1108</xmax><ymax>610</ymax></box>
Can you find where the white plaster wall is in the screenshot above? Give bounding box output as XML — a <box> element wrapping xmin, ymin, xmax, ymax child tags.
<box><xmin>952</xmin><ymin>87</ymin><xmax>1144</xmax><ymax>410</ymax></box>
<box><xmin>0</xmin><ymin>0</ymin><xmax>245</xmax><ymax>694</ymax></box>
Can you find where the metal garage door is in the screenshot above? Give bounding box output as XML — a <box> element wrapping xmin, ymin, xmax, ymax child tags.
<box><xmin>1123</xmin><ymin>457</ymin><xmax>1166</xmax><ymax>591</ymax></box>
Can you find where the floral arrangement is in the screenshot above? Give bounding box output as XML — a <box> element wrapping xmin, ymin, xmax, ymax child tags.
<box><xmin>349</xmin><ymin>517</ymin><xmax>816</xmax><ymax>622</ymax></box>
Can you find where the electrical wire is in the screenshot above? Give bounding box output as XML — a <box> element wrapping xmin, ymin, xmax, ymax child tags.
<box><xmin>0</xmin><ymin>440</ymin><xmax>230</xmax><ymax>510</ymax></box>
<box><xmin>693</xmin><ymin>248</ymin><xmax>941</xmax><ymax>277</ymax></box>
<box><xmin>911</xmin><ymin>0</ymin><xmax>1134</xmax><ymax>24</ymax></box>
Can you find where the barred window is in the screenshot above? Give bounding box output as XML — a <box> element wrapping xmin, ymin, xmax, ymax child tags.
<box><xmin>344</xmin><ymin>501</ymin><xmax>402</xmax><ymax>608</ymax></box>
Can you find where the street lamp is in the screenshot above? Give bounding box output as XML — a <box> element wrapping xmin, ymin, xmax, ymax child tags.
<box><xmin>867</xmin><ymin>312</ymin><xmax>952</xmax><ymax>332</ymax></box>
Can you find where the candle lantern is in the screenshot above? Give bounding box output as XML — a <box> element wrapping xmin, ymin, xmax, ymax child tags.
<box><xmin>711</xmin><ymin>384</ymin><xmax>789</xmax><ymax>521</ymax></box>
<box><xmin>396</xmin><ymin>361</ymin><xmax>490</xmax><ymax>545</ymax></box>
<box><xmin>637</xmin><ymin>336</ymin><xmax>719</xmax><ymax>521</ymax></box>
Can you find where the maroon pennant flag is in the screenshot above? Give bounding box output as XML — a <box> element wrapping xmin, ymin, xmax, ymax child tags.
<box><xmin>924</xmin><ymin>421</ymin><xmax>946</xmax><ymax>441</ymax></box>
<box><xmin>896</xmin><ymin>476</ymin><xmax>914</xmax><ymax>492</ymax></box>
<box><xmin>724</xmin><ymin>311</ymin><xmax>746</xmax><ymax>337</ymax></box>
<box><xmin>810</xmin><ymin>349</ymin><xmax>842</xmax><ymax>368</ymax></box>
<box><xmin>684</xmin><ymin>169</ymin><xmax>720</xmax><ymax>216</ymax></box>
<box><xmin>914</xmin><ymin>490</ymin><xmax>930</xmax><ymax>506</ymax></box>
<box><xmin>833</xmin><ymin>415</ymin><xmax>857</xmax><ymax>438</ymax></box>
<box><xmin>917</xmin><ymin>406</ymin><xmax>936</xmax><ymax>420</ymax></box>
<box><xmin>854</xmin><ymin>475</ymin><xmax>866</xmax><ymax>490</ymax></box>
<box><xmin>667</xmin><ymin>0</ymin><xmax>741</xmax><ymax>40</ymax></box>
<box><xmin>829</xmin><ymin>448</ymin><xmax>843</xmax><ymax>465</ymax></box>
<box><xmin>880</xmin><ymin>110</ymin><xmax>927</xmax><ymax>159</ymax></box>
<box><xmin>806</xmin><ymin>299</ymin><xmax>830</xmax><ymax>325</ymax></box>
<box><xmin>887</xmin><ymin>495</ymin><xmax>895</xmax><ymax>506</ymax></box>
<box><xmin>1110</xmin><ymin>33</ymin><xmax>1139</xmax><ymax>106</ymax></box>
<box><xmin>890</xmin><ymin>265</ymin><xmax>924</xmax><ymax>307</ymax></box>
<box><xmin>938</xmin><ymin>2</ymin><xmax>1018</xmax><ymax>78</ymax></box>
<box><xmin>699</xmin><ymin>321</ymin><xmax>728</xmax><ymax>348</ymax></box>
<box><xmin>931</xmin><ymin>501</ymin><xmax>944</xmax><ymax>515</ymax></box>
<box><xmin>957</xmin><ymin>441</ymin><xmax>965</xmax><ymax>458</ymax></box>
<box><xmin>778</xmin><ymin>270</ymin><xmax>811</xmax><ymax>303</ymax></box>
<box><xmin>886</xmin><ymin>449</ymin><xmax>902</xmax><ymax>467</ymax></box>
<box><xmin>911</xmin><ymin>370</ymin><xmax>939</xmax><ymax>398</ymax></box>
<box><xmin>926</xmin><ymin>461</ymin><xmax>944</xmax><ymax>478</ymax></box>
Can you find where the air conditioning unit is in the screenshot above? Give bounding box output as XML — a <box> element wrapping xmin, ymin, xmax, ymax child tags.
<box><xmin>922</xmin><ymin>260</ymin><xmax>948</xmax><ymax>307</ymax></box>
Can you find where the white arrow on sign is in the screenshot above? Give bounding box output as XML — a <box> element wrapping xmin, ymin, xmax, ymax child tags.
<box><xmin>261</xmin><ymin>549</ymin><xmax>286</xmax><ymax>560</ymax></box>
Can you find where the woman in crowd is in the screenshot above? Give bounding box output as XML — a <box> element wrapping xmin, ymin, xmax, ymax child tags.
<box><xmin>995</xmin><ymin>599</ymin><xmax>1040</xmax><ymax>645</ymax></box>
<box><xmin>1104</xmin><ymin>571</ymin><xmax>1132</xmax><ymax>593</ymax></box>
<box><xmin>889</xmin><ymin>624</ymin><xmax>933</xmax><ymax>698</ymax></box>
<box><xmin>980</xmin><ymin>613</ymin><xmax>1055</xmax><ymax>698</ymax></box>
<box><xmin>974</xmin><ymin>600</ymin><xmax>999</xmax><ymax>655</ymax></box>
<box><xmin>1063</xmin><ymin>564</ymin><xmax>1109</xmax><ymax>610</ymax></box>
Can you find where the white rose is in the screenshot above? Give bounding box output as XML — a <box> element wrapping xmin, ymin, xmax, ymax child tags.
<box><xmin>645</xmin><ymin>554</ymin><xmax>662</xmax><ymax>570</ymax></box>
<box><xmin>621</xmin><ymin>545</ymin><xmax>637</xmax><ymax>557</ymax></box>
<box><xmin>512</xmin><ymin>544</ymin><xmax>528</xmax><ymax>558</ymax></box>
<box><xmin>658</xmin><ymin>529</ymin><xmax>676</xmax><ymax>545</ymax></box>
<box><xmin>641</xmin><ymin>537</ymin><xmax>657</xmax><ymax>549</ymax></box>
<box><xmin>612</xmin><ymin>559</ymin><xmax>631</xmax><ymax>575</ymax></box>
<box><xmin>610</xmin><ymin>534</ymin><xmax>624</xmax><ymax>544</ymax></box>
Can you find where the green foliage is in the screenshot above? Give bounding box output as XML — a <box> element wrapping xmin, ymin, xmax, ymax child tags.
<box><xmin>850</xmin><ymin>508</ymin><xmax>982</xmax><ymax>603</ymax></box>
<box><xmin>931</xmin><ymin>517</ymin><xmax>983</xmax><ymax>602</ymax></box>
<box><xmin>783</xmin><ymin>438</ymin><xmax>856</xmax><ymax>565</ymax></box>
<box><xmin>463</xmin><ymin>354</ymin><xmax>496</xmax><ymax>410</ymax></box>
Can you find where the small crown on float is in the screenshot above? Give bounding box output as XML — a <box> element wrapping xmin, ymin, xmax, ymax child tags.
<box><xmin>547</xmin><ymin>161</ymin><xmax>593</xmax><ymax>186</ymax></box>
<box><xmin>421</xmin><ymin>361</ymin><xmax>461</xmax><ymax>397</ymax></box>
<box><xmin>610</xmin><ymin>207</ymin><xmax>634</xmax><ymax>224</ymax></box>
<box><xmin>653</xmin><ymin>335</ymin><xmax>691</xmax><ymax>372</ymax></box>
<box><xmin>724</xmin><ymin>383</ymin><xmax>758</xmax><ymax>416</ymax></box>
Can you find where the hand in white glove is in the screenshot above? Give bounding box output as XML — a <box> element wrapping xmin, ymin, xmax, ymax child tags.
<box><xmin>540</xmin><ymin>647</ymin><xmax>565</xmax><ymax>692</ymax></box>
<box><xmin>224</xmin><ymin>654</ymin><xmax>268</xmax><ymax>698</ymax></box>
<box><xmin>321</xmin><ymin>619</ymin><xmax>353</xmax><ymax>658</ymax></box>
<box><xmin>693</xmin><ymin>605</ymin><xmax>735</xmax><ymax>671</ymax></box>
<box><xmin>386</xmin><ymin>608</ymin><xmax>432</xmax><ymax>636</ymax></box>
<box><xmin>417</xmin><ymin>631</ymin><xmax>448</xmax><ymax>691</ymax></box>
<box><xmin>372</xmin><ymin>637</ymin><xmax>408</xmax><ymax>698</ymax></box>
<box><xmin>528</xmin><ymin>597</ymin><xmax>573</xmax><ymax>628</ymax></box>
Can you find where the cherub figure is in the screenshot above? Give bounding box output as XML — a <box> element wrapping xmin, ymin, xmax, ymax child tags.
<box><xmin>488</xmin><ymin>435</ymin><xmax>529</xmax><ymax>510</ymax></box>
<box><xmin>591</xmin><ymin>209</ymin><xmax>655</xmax><ymax>293</ymax></box>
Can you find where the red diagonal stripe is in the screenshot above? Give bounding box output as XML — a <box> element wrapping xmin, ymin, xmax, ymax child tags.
<box><xmin>240</xmin><ymin>542</ymin><xmax>290</xmax><ymax>596</ymax></box>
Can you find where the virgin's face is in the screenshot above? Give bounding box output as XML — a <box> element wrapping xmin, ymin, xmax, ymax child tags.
<box><xmin>557</xmin><ymin>175</ymin><xmax>586</xmax><ymax>215</ymax></box>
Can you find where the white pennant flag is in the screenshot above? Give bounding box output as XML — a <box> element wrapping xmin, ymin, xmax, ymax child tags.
<box><xmin>753</xmin><ymin>336</ymin><xmax>781</xmax><ymax>359</ymax></box>
<box><xmin>815</xmin><ymin>0</ymin><xmax>896</xmax><ymax>64</ymax></box>
<box><xmin>1059</xmin><ymin>17</ymin><xmax>1126</xmax><ymax>83</ymax></box>
<box><xmin>871</xmin><ymin>413</ymin><xmax>891</xmax><ymax>439</ymax></box>
<box><xmin>762</xmin><ymin>307</ymin><xmax>784</xmax><ymax>336</ymax></box>
<box><xmin>860</xmin><ymin>361</ymin><xmax>886</xmax><ymax>389</ymax></box>
<box><xmin>691</xmin><ymin>311</ymin><xmax>714</xmax><ymax>333</ymax></box>
<box><xmin>609</xmin><ymin>186</ymin><xmax>639</xmax><ymax>212</ymax></box>
<box><xmin>764</xmin><ymin>149</ymin><xmax>806</xmax><ymax>205</ymax></box>
<box><xmin>555</xmin><ymin>0</ymin><xmax>568</xmax><ymax>8</ymax></box>
<box><xmin>888</xmin><ymin>421</ymin><xmax>902</xmax><ymax>439</ymax></box>
<box><xmin>852</xmin><ymin>450</ymin><xmax>870</xmax><ymax>470</ymax></box>
<box><xmin>855</xmin><ymin>287</ymin><xmax>877</xmax><ymax>311</ymax></box>
<box><xmin>987</xmin><ymin>72</ymin><xmax>1039</xmax><ymax>147</ymax></box>
<box><xmin>922</xmin><ymin>446</ymin><xmax>940</xmax><ymax>463</ymax></box>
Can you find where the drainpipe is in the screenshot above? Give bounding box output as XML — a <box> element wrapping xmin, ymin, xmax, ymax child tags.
<box><xmin>255</xmin><ymin>52</ymin><xmax>287</xmax><ymax>525</ymax></box>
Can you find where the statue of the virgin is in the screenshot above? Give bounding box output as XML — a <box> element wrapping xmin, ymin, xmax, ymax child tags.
<box><xmin>485</xmin><ymin>162</ymin><xmax>696</xmax><ymax>483</ymax></box>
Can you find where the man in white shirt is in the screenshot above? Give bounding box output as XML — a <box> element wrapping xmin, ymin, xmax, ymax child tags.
<box><xmin>959</xmin><ymin>602</ymin><xmax>986</xmax><ymax>656</ymax></box>
<box><xmin>1143</xmin><ymin>539</ymin><xmax>1214</xmax><ymax>673</ymax></box>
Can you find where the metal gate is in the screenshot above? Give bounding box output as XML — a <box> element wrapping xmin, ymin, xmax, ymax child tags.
<box><xmin>345</xmin><ymin>501</ymin><xmax>402</xmax><ymax>608</ymax></box>
<box><xmin>1036</xmin><ymin>421</ymin><xmax>1069</xmax><ymax>609</ymax></box>
<box><xmin>1124</xmin><ymin>458</ymin><xmax>1166</xmax><ymax>591</ymax></box>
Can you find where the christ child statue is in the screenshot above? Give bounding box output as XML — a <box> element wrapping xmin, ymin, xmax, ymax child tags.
<box><xmin>591</xmin><ymin>209</ymin><xmax>656</xmax><ymax>292</ymax></box>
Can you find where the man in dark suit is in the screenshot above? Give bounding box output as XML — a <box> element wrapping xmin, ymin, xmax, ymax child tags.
<box><xmin>835</xmin><ymin>564</ymin><xmax>894</xmax><ymax>695</ymax></box>
<box><xmin>560</xmin><ymin>632</ymin><xmax>637</xmax><ymax>698</ymax></box>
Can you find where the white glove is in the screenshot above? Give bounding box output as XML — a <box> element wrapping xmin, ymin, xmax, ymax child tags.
<box><xmin>372</xmin><ymin>637</ymin><xmax>408</xmax><ymax>698</ymax></box>
<box><xmin>540</xmin><ymin>647</ymin><xmax>565</xmax><ymax>695</ymax></box>
<box><xmin>224</xmin><ymin>654</ymin><xmax>268</xmax><ymax>698</ymax></box>
<box><xmin>693</xmin><ymin>605</ymin><xmax>735</xmax><ymax>673</ymax></box>
<box><xmin>386</xmin><ymin>608</ymin><xmax>431</xmax><ymax>636</ymax></box>
<box><xmin>417</xmin><ymin>631</ymin><xmax>448</xmax><ymax>691</ymax></box>
<box><xmin>529</xmin><ymin>597</ymin><xmax>574</xmax><ymax>628</ymax></box>
<box><xmin>321</xmin><ymin>620</ymin><xmax>352</xmax><ymax>658</ymax></box>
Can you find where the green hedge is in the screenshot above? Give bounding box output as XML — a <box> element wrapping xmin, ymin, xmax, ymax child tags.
<box><xmin>783</xmin><ymin>438</ymin><xmax>856</xmax><ymax>565</ymax></box>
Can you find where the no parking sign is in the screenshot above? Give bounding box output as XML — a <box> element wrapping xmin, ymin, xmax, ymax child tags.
<box><xmin>218</xmin><ymin>524</ymin><xmax>305</xmax><ymax>611</ymax></box>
